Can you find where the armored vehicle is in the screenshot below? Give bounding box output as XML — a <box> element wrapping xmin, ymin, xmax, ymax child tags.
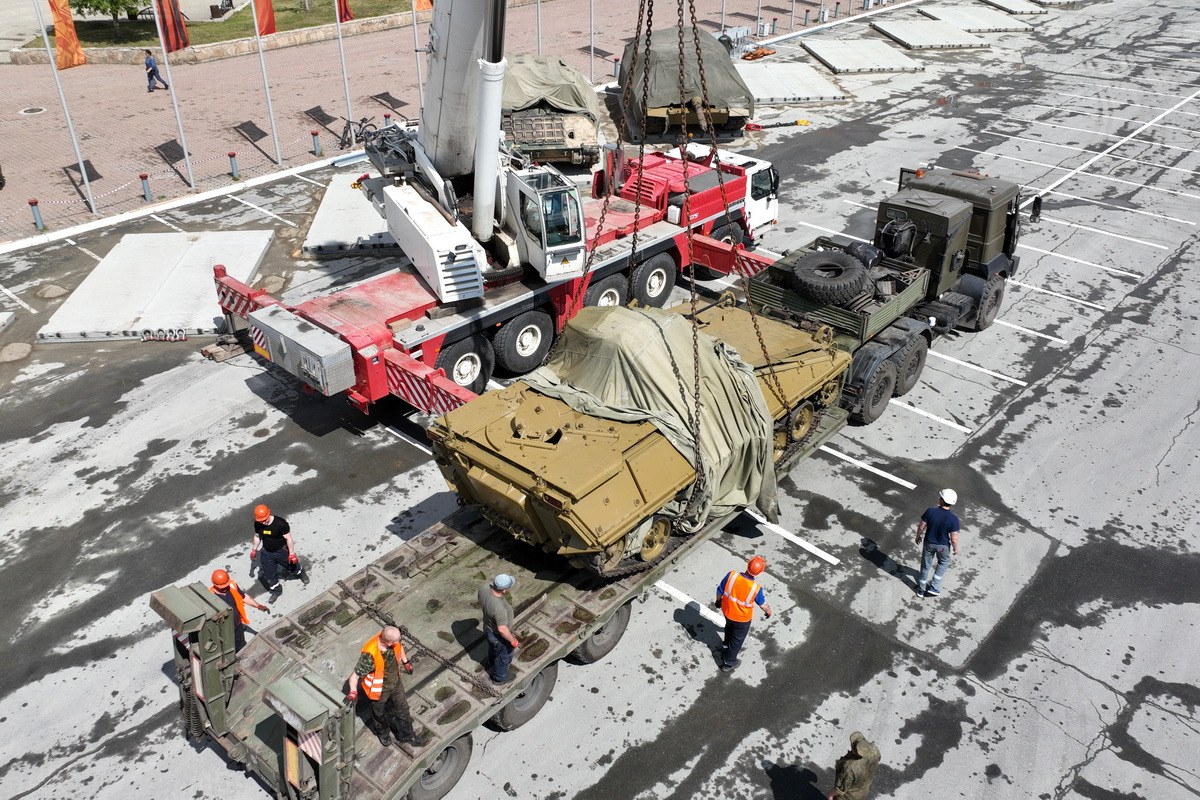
<box><xmin>502</xmin><ymin>54</ymin><xmax>602</xmax><ymax>165</ymax></box>
<box><xmin>429</xmin><ymin>301</ymin><xmax>850</xmax><ymax>577</ymax></box>
<box><xmin>749</xmin><ymin>167</ymin><xmax>1040</xmax><ymax>424</ymax></box>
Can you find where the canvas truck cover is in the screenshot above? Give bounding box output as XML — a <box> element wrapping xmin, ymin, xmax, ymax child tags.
<box><xmin>619</xmin><ymin>29</ymin><xmax>755</xmax><ymax>121</ymax></box>
<box><xmin>503</xmin><ymin>54</ymin><xmax>603</xmax><ymax>122</ymax></box>
<box><xmin>522</xmin><ymin>306</ymin><xmax>778</xmax><ymax>529</ymax></box>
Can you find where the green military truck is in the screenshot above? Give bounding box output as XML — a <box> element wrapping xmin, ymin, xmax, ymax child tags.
<box><xmin>749</xmin><ymin>167</ymin><xmax>1041</xmax><ymax>424</ymax></box>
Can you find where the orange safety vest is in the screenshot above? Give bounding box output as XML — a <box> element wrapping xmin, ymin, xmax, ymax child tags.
<box><xmin>360</xmin><ymin>635</ymin><xmax>407</xmax><ymax>700</ymax></box>
<box><xmin>210</xmin><ymin>581</ymin><xmax>249</xmax><ymax>625</ymax></box>
<box><xmin>720</xmin><ymin>571</ymin><xmax>762</xmax><ymax>624</ymax></box>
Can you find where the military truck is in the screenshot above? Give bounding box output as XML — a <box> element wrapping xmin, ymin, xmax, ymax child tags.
<box><xmin>749</xmin><ymin>167</ymin><xmax>1041</xmax><ymax>424</ymax></box>
<box><xmin>149</xmin><ymin>414</ymin><xmax>847</xmax><ymax>800</ymax></box>
<box><xmin>430</xmin><ymin>301</ymin><xmax>850</xmax><ymax>577</ymax></box>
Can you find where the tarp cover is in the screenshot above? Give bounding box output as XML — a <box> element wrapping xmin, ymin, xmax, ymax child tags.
<box><xmin>503</xmin><ymin>54</ymin><xmax>603</xmax><ymax>123</ymax></box>
<box><xmin>523</xmin><ymin>306</ymin><xmax>778</xmax><ymax>529</ymax></box>
<box><xmin>619</xmin><ymin>29</ymin><xmax>755</xmax><ymax>121</ymax></box>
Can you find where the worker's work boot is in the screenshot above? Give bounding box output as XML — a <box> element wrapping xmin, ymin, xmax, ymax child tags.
<box><xmin>375</xmin><ymin>729</ymin><xmax>393</xmax><ymax>747</ymax></box>
<box><xmin>396</xmin><ymin>730</ymin><xmax>428</xmax><ymax>748</ymax></box>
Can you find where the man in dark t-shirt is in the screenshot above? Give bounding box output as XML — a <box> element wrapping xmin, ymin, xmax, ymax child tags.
<box><xmin>914</xmin><ymin>489</ymin><xmax>960</xmax><ymax>597</ymax></box>
<box><xmin>251</xmin><ymin>503</ymin><xmax>308</xmax><ymax>596</ymax></box>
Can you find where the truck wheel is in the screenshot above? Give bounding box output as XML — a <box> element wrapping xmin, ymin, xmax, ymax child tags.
<box><xmin>435</xmin><ymin>335</ymin><xmax>494</xmax><ymax>395</ymax></box>
<box><xmin>570</xmin><ymin>601</ymin><xmax>632</xmax><ymax>664</ymax></box>
<box><xmin>854</xmin><ymin>360</ymin><xmax>897</xmax><ymax>425</ymax></box>
<box><xmin>787</xmin><ymin>251</ymin><xmax>869</xmax><ymax>306</ymax></box>
<box><xmin>489</xmin><ymin>662</ymin><xmax>559</xmax><ymax>732</ymax></box>
<box><xmin>630</xmin><ymin>253</ymin><xmax>677</xmax><ymax>308</ymax></box>
<box><xmin>889</xmin><ymin>336</ymin><xmax>927</xmax><ymax>397</ymax></box>
<box><xmin>975</xmin><ymin>276</ymin><xmax>1005</xmax><ymax>331</ymax></box>
<box><xmin>407</xmin><ymin>733</ymin><xmax>473</xmax><ymax>800</ymax></box>
<box><xmin>583</xmin><ymin>274</ymin><xmax>628</xmax><ymax>307</ymax></box>
<box><xmin>692</xmin><ymin>223</ymin><xmax>744</xmax><ymax>280</ymax></box>
<box><xmin>493</xmin><ymin>310</ymin><xmax>553</xmax><ymax>374</ymax></box>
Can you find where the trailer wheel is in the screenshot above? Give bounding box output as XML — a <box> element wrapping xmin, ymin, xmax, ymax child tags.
<box><xmin>889</xmin><ymin>336</ymin><xmax>928</xmax><ymax>397</ymax></box>
<box><xmin>787</xmin><ymin>251</ymin><xmax>869</xmax><ymax>306</ymax></box>
<box><xmin>630</xmin><ymin>254</ymin><xmax>677</xmax><ymax>308</ymax></box>
<box><xmin>407</xmin><ymin>733</ymin><xmax>473</xmax><ymax>800</ymax></box>
<box><xmin>974</xmin><ymin>276</ymin><xmax>1005</xmax><ymax>331</ymax></box>
<box><xmin>692</xmin><ymin>223</ymin><xmax>744</xmax><ymax>280</ymax></box>
<box><xmin>583</xmin><ymin>274</ymin><xmax>628</xmax><ymax>307</ymax></box>
<box><xmin>435</xmin><ymin>335</ymin><xmax>494</xmax><ymax>395</ymax></box>
<box><xmin>493</xmin><ymin>310</ymin><xmax>553</xmax><ymax>374</ymax></box>
<box><xmin>489</xmin><ymin>662</ymin><xmax>559</xmax><ymax>732</ymax></box>
<box><xmin>854</xmin><ymin>360</ymin><xmax>897</xmax><ymax>425</ymax></box>
<box><xmin>570</xmin><ymin>601</ymin><xmax>633</xmax><ymax>664</ymax></box>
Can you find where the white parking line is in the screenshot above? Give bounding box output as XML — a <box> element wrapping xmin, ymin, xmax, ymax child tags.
<box><xmin>231</xmin><ymin>195</ymin><xmax>299</xmax><ymax>227</ymax></box>
<box><xmin>381</xmin><ymin>424</ymin><xmax>433</xmax><ymax>455</ymax></box>
<box><xmin>1060</xmin><ymin>77</ymin><xmax>1192</xmax><ymax>100</ymax></box>
<box><xmin>295</xmin><ymin>174</ymin><xmax>325</xmax><ymax>187</ymax></box>
<box><xmin>1017</xmin><ymin>183</ymin><xmax>1194</xmax><ymax>226</ymax></box>
<box><xmin>1008</xmin><ymin>280</ymin><xmax>1107</xmax><ymax>311</ymax></box>
<box><xmin>1055</xmin><ymin>90</ymin><xmax>1200</xmax><ymax>116</ymax></box>
<box><xmin>64</xmin><ymin>237</ymin><xmax>102</xmax><ymax>262</ymax></box>
<box><xmin>0</xmin><ymin>283</ymin><xmax>35</xmax><ymax>313</ymax></box>
<box><xmin>994</xmin><ymin>319</ymin><xmax>1069</xmax><ymax>345</ymax></box>
<box><xmin>1027</xmin><ymin>102</ymin><xmax>1200</xmax><ymax>137</ymax></box>
<box><xmin>843</xmin><ymin>200</ymin><xmax>875</xmax><ymax>210</ymax></box>
<box><xmin>999</xmin><ymin>117</ymin><xmax>1194</xmax><ymax>157</ymax></box>
<box><xmin>1038</xmin><ymin>215</ymin><xmax>1168</xmax><ymax>250</ymax></box>
<box><xmin>150</xmin><ymin>214</ymin><xmax>186</xmax><ymax>233</ymax></box>
<box><xmin>1017</xmin><ymin>245</ymin><xmax>1142</xmax><ymax>280</ymax></box>
<box><xmin>797</xmin><ymin>221</ymin><xmax>869</xmax><ymax>243</ymax></box>
<box><xmin>818</xmin><ymin>445</ymin><xmax>917</xmax><ymax>490</ymax></box>
<box><xmin>888</xmin><ymin>399</ymin><xmax>973</xmax><ymax>433</ymax></box>
<box><xmin>742</xmin><ymin>507</ymin><xmax>841</xmax><ymax>566</ymax></box>
<box><xmin>926</xmin><ymin>351</ymin><xmax>1029</xmax><ymax>386</ymax></box>
<box><xmin>654</xmin><ymin>581</ymin><xmax>726</xmax><ymax>628</ymax></box>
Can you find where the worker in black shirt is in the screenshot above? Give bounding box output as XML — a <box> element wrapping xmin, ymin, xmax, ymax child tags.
<box><xmin>251</xmin><ymin>503</ymin><xmax>308</xmax><ymax>596</ymax></box>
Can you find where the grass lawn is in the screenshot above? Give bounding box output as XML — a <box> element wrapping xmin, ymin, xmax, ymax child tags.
<box><xmin>30</xmin><ymin>0</ymin><xmax>416</xmax><ymax>49</ymax></box>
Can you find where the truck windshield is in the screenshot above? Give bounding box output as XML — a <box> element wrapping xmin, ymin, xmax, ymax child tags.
<box><xmin>541</xmin><ymin>189</ymin><xmax>583</xmax><ymax>248</ymax></box>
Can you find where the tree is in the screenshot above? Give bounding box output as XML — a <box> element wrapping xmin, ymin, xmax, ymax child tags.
<box><xmin>69</xmin><ymin>0</ymin><xmax>142</xmax><ymax>37</ymax></box>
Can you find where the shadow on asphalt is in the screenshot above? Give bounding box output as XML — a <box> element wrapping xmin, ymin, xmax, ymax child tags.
<box><xmin>762</xmin><ymin>760</ymin><xmax>826</xmax><ymax>800</ymax></box>
<box><xmin>672</xmin><ymin>601</ymin><xmax>723</xmax><ymax>654</ymax></box>
<box><xmin>859</xmin><ymin>537</ymin><xmax>920</xmax><ymax>594</ymax></box>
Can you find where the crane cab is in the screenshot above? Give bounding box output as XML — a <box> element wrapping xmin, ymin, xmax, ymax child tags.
<box><xmin>506</xmin><ymin>166</ymin><xmax>587</xmax><ymax>282</ymax></box>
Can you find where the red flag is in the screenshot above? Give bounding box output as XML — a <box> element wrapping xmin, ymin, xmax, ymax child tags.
<box><xmin>48</xmin><ymin>0</ymin><xmax>86</xmax><ymax>69</ymax></box>
<box><xmin>154</xmin><ymin>0</ymin><xmax>190</xmax><ymax>53</ymax></box>
<box><xmin>336</xmin><ymin>0</ymin><xmax>354</xmax><ymax>22</ymax></box>
<box><xmin>254</xmin><ymin>0</ymin><xmax>276</xmax><ymax>35</ymax></box>
<box><xmin>414</xmin><ymin>0</ymin><xmax>432</xmax><ymax>9</ymax></box>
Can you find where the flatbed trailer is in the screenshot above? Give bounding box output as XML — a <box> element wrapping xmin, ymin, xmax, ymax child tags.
<box><xmin>148</xmin><ymin>408</ymin><xmax>846</xmax><ymax>800</ymax></box>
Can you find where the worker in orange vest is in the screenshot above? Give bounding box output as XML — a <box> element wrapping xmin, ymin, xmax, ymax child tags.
<box><xmin>209</xmin><ymin>569</ymin><xmax>271</xmax><ymax>651</ymax></box>
<box><xmin>345</xmin><ymin>626</ymin><xmax>427</xmax><ymax>749</ymax></box>
<box><xmin>716</xmin><ymin>556</ymin><xmax>773</xmax><ymax>672</ymax></box>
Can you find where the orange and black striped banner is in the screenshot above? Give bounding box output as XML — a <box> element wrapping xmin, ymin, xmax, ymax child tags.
<box><xmin>48</xmin><ymin>0</ymin><xmax>86</xmax><ymax>69</ymax></box>
<box><xmin>154</xmin><ymin>0</ymin><xmax>190</xmax><ymax>53</ymax></box>
<box><xmin>337</xmin><ymin>0</ymin><xmax>354</xmax><ymax>22</ymax></box>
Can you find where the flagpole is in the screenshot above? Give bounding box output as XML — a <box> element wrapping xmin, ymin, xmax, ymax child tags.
<box><xmin>151</xmin><ymin>1</ymin><xmax>196</xmax><ymax>190</ymax></box>
<box><xmin>32</xmin><ymin>0</ymin><xmax>97</xmax><ymax>215</ymax></box>
<box><xmin>248</xmin><ymin>0</ymin><xmax>284</xmax><ymax>165</ymax></box>
<box><xmin>333</xmin><ymin>3</ymin><xmax>354</xmax><ymax>141</ymax></box>
<box><xmin>411</xmin><ymin>3</ymin><xmax>425</xmax><ymax>109</ymax></box>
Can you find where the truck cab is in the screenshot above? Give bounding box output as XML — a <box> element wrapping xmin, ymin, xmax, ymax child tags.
<box><xmin>506</xmin><ymin>165</ymin><xmax>587</xmax><ymax>281</ymax></box>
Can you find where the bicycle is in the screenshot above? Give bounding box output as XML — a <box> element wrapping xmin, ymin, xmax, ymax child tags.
<box><xmin>337</xmin><ymin>116</ymin><xmax>378</xmax><ymax>150</ymax></box>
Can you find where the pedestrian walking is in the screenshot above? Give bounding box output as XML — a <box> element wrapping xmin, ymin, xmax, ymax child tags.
<box><xmin>250</xmin><ymin>503</ymin><xmax>308</xmax><ymax>597</ymax></box>
<box><xmin>208</xmin><ymin>569</ymin><xmax>270</xmax><ymax>651</ymax></box>
<box><xmin>144</xmin><ymin>50</ymin><xmax>169</xmax><ymax>92</ymax></box>
<box><xmin>715</xmin><ymin>556</ymin><xmax>773</xmax><ymax>672</ymax></box>
<box><xmin>915</xmin><ymin>488</ymin><xmax>960</xmax><ymax>597</ymax></box>
<box><xmin>478</xmin><ymin>574</ymin><xmax>519</xmax><ymax>685</ymax></box>
<box><xmin>345</xmin><ymin>626</ymin><xmax>427</xmax><ymax>748</ymax></box>
<box><xmin>828</xmin><ymin>731</ymin><xmax>881</xmax><ymax>800</ymax></box>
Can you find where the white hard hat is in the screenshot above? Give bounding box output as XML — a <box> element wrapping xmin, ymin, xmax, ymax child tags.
<box><xmin>940</xmin><ymin>489</ymin><xmax>957</xmax><ymax>506</ymax></box>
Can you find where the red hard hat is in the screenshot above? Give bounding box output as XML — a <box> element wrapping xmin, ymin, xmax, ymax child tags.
<box><xmin>212</xmin><ymin>569</ymin><xmax>231</xmax><ymax>588</ymax></box>
<box><xmin>747</xmin><ymin>556</ymin><xmax>766</xmax><ymax>576</ymax></box>
<box><xmin>254</xmin><ymin>504</ymin><xmax>271</xmax><ymax>522</ymax></box>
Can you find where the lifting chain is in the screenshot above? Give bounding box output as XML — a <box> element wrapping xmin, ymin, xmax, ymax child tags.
<box><xmin>336</xmin><ymin>578</ymin><xmax>503</xmax><ymax>699</ymax></box>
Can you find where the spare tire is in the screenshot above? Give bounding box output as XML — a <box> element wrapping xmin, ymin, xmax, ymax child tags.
<box><xmin>787</xmin><ymin>251</ymin><xmax>870</xmax><ymax>305</ymax></box>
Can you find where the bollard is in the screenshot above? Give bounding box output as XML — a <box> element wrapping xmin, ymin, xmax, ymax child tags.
<box><xmin>29</xmin><ymin>199</ymin><xmax>45</xmax><ymax>230</ymax></box>
<box><xmin>228</xmin><ymin>152</ymin><xmax>240</xmax><ymax>180</ymax></box>
<box><xmin>613</xmin><ymin>57</ymin><xmax>620</xmax><ymax>78</ymax></box>
<box><xmin>384</xmin><ymin>112</ymin><xmax>392</xmax><ymax>127</ymax></box>
<box><xmin>140</xmin><ymin>174</ymin><xmax>151</xmax><ymax>202</ymax></box>
<box><xmin>834</xmin><ymin>1</ymin><xmax>841</xmax><ymax>17</ymax></box>
<box><xmin>804</xmin><ymin>8</ymin><xmax>811</xmax><ymax>24</ymax></box>
<box><xmin>311</xmin><ymin>130</ymin><xmax>323</xmax><ymax>157</ymax></box>
<box><xmin>771</xmin><ymin>17</ymin><xmax>778</xmax><ymax>34</ymax></box>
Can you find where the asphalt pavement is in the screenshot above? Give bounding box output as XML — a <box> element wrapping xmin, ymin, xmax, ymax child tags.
<box><xmin>0</xmin><ymin>0</ymin><xmax>1198</xmax><ymax>797</ymax></box>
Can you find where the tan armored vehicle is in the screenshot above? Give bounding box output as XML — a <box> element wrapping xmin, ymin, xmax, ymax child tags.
<box><xmin>430</xmin><ymin>301</ymin><xmax>850</xmax><ymax>577</ymax></box>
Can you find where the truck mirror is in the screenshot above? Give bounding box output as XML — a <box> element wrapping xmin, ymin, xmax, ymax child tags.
<box><xmin>1029</xmin><ymin>195</ymin><xmax>1042</xmax><ymax>224</ymax></box>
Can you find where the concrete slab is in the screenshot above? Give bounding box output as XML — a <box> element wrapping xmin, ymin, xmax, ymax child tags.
<box><xmin>0</xmin><ymin>311</ymin><xmax>12</xmax><ymax>334</ymax></box>
<box><xmin>735</xmin><ymin>61</ymin><xmax>849</xmax><ymax>104</ymax></box>
<box><xmin>978</xmin><ymin>0</ymin><xmax>1050</xmax><ymax>14</ymax></box>
<box><xmin>36</xmin><ymin>231</ymin><xmax>272</xmax><ymax>342</ymax></box>
<box><xmin>871</xmin><ymin>18</ymin><xmax>991</xmax><ymax>49</ymax></box>
<box><xmin>1028</xmin><ymin>0</ymin><xmax>1073</xmax><ymax>5</ymax></box>
<box><xmin>918</xmin><ymin>5</ymin><xmax>1034</xmax><ymax>31</ymax></box>
<box><xmin>802</xmin><ymin>39</ymin><xmax>925</xmax><ymax>74</ymax></box>
<box><xmin>301</xmin><ymin>173</ymin><xmax>398</xmax><ymax>258</ymax></box>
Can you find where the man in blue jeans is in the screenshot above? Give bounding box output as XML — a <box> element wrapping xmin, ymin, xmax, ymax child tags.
<box><xmin>478</xmin><ymin>574</ymin><xmax>519</xmax><ymax>684</ymax></box>
<box><xmin>915</xmin><ymin>489</ymin><xmax>960</xmax><ymax>597</ymax></box>
<box><xmin>144</xmin><ymin>49</ymin><xmax>169</xmax><ymax>93</ymax></box>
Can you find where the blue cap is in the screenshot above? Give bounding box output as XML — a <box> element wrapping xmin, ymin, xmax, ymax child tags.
<box><xmin>493</xmin><ymin>574</ymin><xmax>515</xmax><ymax>591</ymax></box>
